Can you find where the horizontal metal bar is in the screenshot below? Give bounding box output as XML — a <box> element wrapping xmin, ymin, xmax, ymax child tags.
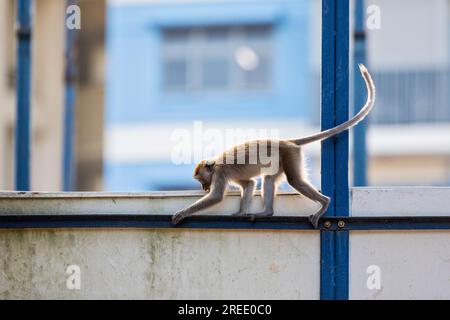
<box><xmin>0</xmin><ymin>214</ymin><xmax>314</xmax><ymax>230</ymax></box>
<box><xmin>338</xmin><ymin>216</ymin><xmax>450</xmax><ymax>231</ymax></box>
<box><xmin>0</xmin><ymin>215</ymin><xmax>449</xmax><ymax>230</ymax></box>
<box><xmin>0</xmin><ymin>215</ymin><xmax>289</xmax><ymax>230</ymax></box>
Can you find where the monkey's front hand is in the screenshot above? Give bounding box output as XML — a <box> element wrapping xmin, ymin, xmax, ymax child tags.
<box><xmin>171</xmin><ymin>211</ymin><xmax>186</xmax><ymax>225</ymax></box>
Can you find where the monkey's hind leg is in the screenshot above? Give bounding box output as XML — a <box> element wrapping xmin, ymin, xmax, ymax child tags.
<box><xmin>283</xmin><ymin>158</ymin><xmax>330</xmax><ymax>228</ymax></box>
<box><xmin>288</xmin><ymin>178</ymin><xmax>330</xmax><ymax>228</ymax></box>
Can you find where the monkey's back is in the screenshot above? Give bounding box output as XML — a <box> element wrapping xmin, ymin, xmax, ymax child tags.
<box><xmin>214</xmin><ymin>139</ymin><xmax>302</xmax><ymax>179</ymax></box>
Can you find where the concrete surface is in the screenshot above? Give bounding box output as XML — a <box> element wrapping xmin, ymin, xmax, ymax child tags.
<box><xmin>0</xmin><ymin>187</ymin><xmax>449</xmax><ymax>299</ymax></box>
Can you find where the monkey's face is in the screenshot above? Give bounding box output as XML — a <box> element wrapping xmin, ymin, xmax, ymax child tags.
<box><xmin>193</xmin><ymin>160</ymin><xmax>215</xmax><ymax>192</ymax></box>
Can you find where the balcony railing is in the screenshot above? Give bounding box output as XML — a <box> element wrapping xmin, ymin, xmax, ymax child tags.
<box><xmin>371</xmin><ymin>69</ymin><xmax>450</xmax><ymax>124</ymax></box>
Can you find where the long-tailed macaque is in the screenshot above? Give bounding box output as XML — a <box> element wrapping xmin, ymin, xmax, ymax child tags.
<box><xmin>172</xmin><ymin>64</ymin><xmax>375</xmax><ymax>228</ymax></box>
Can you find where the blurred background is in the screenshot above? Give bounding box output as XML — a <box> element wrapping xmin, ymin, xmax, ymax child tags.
<box><xmin>0</xmin><ymin>0</ymin><xmax>449</xmax><ymax>192</ymax></box>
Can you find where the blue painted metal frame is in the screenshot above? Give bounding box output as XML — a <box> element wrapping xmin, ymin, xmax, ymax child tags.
<box><xmin>15</xmin><ymin>0</ymin><xmax>33</xmax><ymax>191</ymax></box>
<box><xmin>63</xmin><ymin>0</ymin><xmax>78</xmax><ymax>191</ymax></box>
<box><xmin>353</xmin><ymin>0</ymin><xmax>368</xmax><ymax>186</ymax></box>
<box><xmin>320</xmin><ymin>0</ymin><xmax>350</xmax><ymax>300</ymax></box>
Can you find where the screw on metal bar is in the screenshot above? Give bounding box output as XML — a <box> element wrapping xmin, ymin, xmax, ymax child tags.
<box><xmin>323</xmin><ymin>221</ymin><xmax>332</xmax><ymax>229</ymax></box>
<box><xmin>338</xmin><ymin>220</ymin><xmax>345</xmax><ymax>228</ymax></box>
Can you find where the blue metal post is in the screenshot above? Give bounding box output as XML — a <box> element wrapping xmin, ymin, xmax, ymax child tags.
<box><xmin>15</xmin><ymin>0</ymin><xmax>33</xmax><ymax>191</ymax></box>
<box><xmin>353</xmin><ymin>0</ymin><xmax>368</xmax><ymax>186</ymax></box>
<box><xmin>63</xmin><ymin>0</ymin><xmax>77</xmax><ymax>191</ymax></box>
<box><xmin>320</xmin><ymin>0</ymin><xmax>350</xmax><ymax>300</ymax></box>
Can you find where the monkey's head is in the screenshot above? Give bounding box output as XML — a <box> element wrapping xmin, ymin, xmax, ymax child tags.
<box><xmin>193</xmin><ymin>159</ymin><xmax>216</xmax><ymax>192</ymax></box>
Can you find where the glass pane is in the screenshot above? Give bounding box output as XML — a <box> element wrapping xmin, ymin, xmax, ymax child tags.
<box><xmin>163</xmin><ymin>28</ymin><xmax>189</xmax><ymax>43</ymax></box>
<box><xmin>244</xmin><ymin>24</ymin><xmax>272</xmax><ymax>40</ymax></box>
<box><xmin>243</xmin><ymin>54</ymin><xmax>269</xmax><ymax>88</ymax></box>
<box><xmin>163</xmin><ymin>59</ymin><xmax>187</xmax><ymax>89</ymax></box>
<box><xmin>202</xmin><ymin>57</ymin><xmax>229</xmax><ymax>88</ymax></box>
<box><xmin>204</xmin><ymin>26</ymin><xmax>229</xmax><ymax>42</ymax></box>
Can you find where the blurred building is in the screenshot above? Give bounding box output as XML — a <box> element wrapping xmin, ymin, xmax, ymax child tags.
<box><xmin>105</xmin><ymin>0</ymin><xmax>317</xmax><ymax>190</ymax></box>
<box><xmin>0</xmin><ymin>0</ymin><xmax>67</xmax><ymax>191</ymax></box>
<box><xmin>74</xmin><ymin>0</ymin><xmax>106</xmax><ymax>190</ymax></box>
<box><xmin>0</xmin><ymin>0</ymin><xmax>105</xmax><ymax>191</ymax></box>
<box><xmin>365</xmin><ymin>0</ymin><xmax>450</xmax><ymax>185</ymax></box>
<box><xmin>0</xmin><ymin>0</ymin><xmax>15</xmax><ymax>190</ymax></box>
<box><xmin>1</xmin><ymin>0</ymin><xmax>449</xmax><ymax>192</ymax></box>
<box><xmin>105</xmin><ymin>0</ymin><xmax>450</xmax><ymax>191</ymax></box>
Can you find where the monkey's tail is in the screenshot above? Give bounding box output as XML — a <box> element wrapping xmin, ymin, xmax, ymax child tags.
<box><xmin>290</xmin><ymin>64</ymin><xmax>375</xmax><ymax>146</ymax></box>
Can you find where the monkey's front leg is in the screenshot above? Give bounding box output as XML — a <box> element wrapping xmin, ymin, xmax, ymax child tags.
<box><xmin>172</xmin><ymin>188</ymin><xmax>225</xmax><ymax>225</ymax></box>
<box><xmin>232</xmin><ymin>180</ymin><xmax>255</xmax><ymax>216</ymax></box>
<box><xmin>253</xmin><ymin>175</ymin><xmax>275</xmax><ymax>217</ymax></box>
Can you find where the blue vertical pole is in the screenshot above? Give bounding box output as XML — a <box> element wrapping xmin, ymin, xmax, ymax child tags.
<box><xmin>15</xmin><ymin>0</ymin><xmax>33</xmax><ymax>191</ymax></box>
<box><xmin>63</xmin><ymin>0</ymin><xmax>77</xmax><ymax>191</ymax></box>
<box><xmin>320</xmin><ymin>0</ymin><xmax>350</xmax><ymax>300</ymax></box>
<box><xmin>353</xmin><ymin>0</ymin><xmax>368</xmax><ymax>186</ymax></box>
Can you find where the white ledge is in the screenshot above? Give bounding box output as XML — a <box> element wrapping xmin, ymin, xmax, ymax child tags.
<box><xmin>351</xmin><ymin>187</ymin><xmax>450</xmax><ymax>216</ymax></box>
<box><xmin>0</xmin><ymin>190</ymin><xmax>319</xmax><ymax>216</ymax></box>
<box><xmin>1</xmin><ymin>187</ymin><xmax>449</xmax><ymax>217</ymax></box>
<box><xmin>0</xmin><ymin>190</ymin><xmax>303</xmax><ymax>198</ymax></box>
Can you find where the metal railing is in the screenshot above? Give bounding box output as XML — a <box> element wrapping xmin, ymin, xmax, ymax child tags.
<box><xmin>371</xmin><ymin>69</ymin><xmax>450</xmax><ymax>124</ymax></box>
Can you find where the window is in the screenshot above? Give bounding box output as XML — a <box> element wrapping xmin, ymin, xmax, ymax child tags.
<box><xmin>162</xmin><ymin>24</ymin><xmax>273</xmax><ymax>92</ymax></box>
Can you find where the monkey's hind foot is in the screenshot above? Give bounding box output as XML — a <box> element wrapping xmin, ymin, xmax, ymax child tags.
<box><xmin>308</xmin><ymin>214</ymin><xmax>321</xmax><ymax>229</ymax></box>
<box><xmin>230</xmin><ymin>213</ymin><xmax>258</xmax><ymax>222</ymax></box>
